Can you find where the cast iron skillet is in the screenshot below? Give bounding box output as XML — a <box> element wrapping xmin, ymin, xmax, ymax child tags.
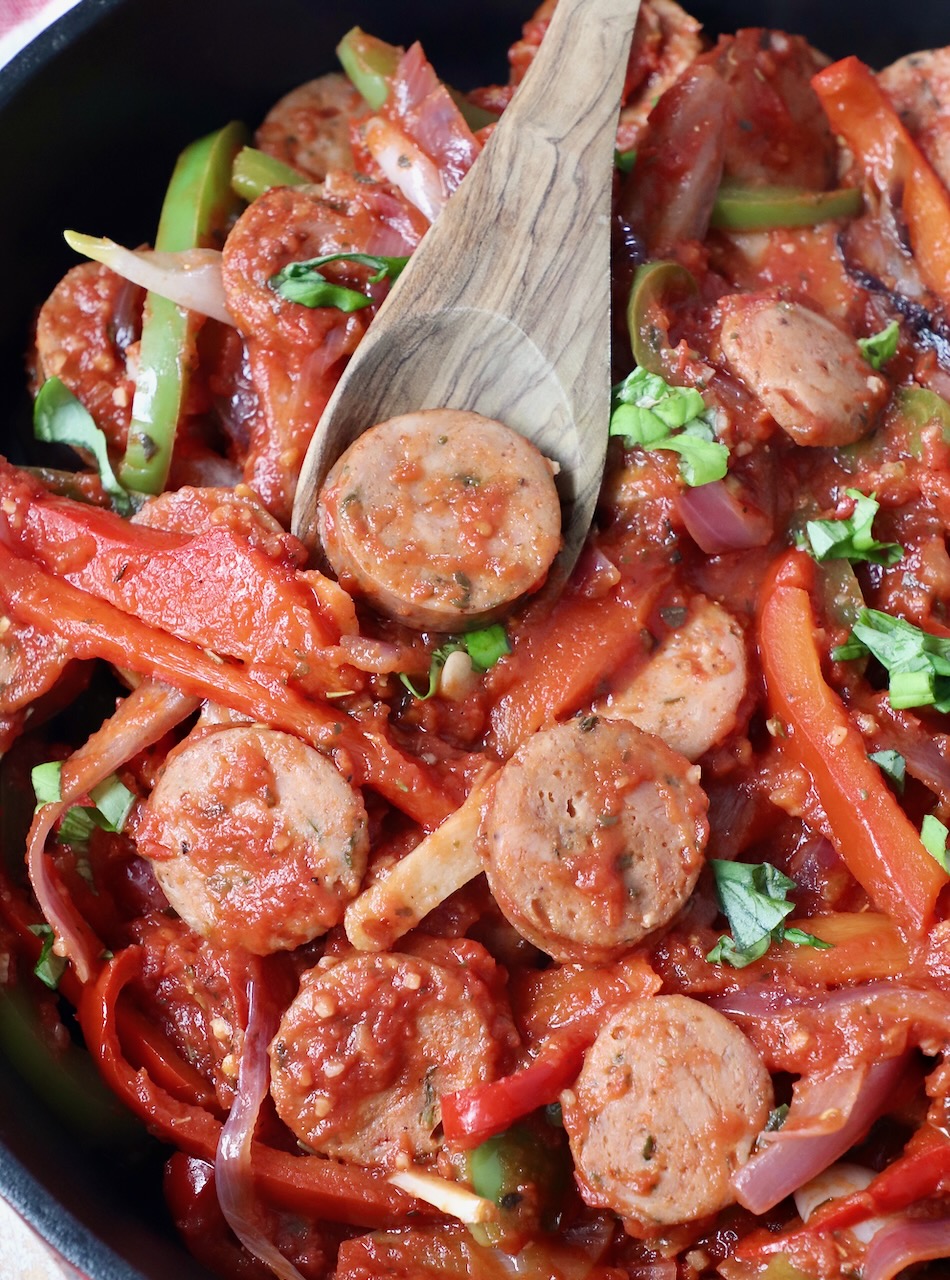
<box><xmin>0</xmin><ymin>1</ymin><xmax>946</xmax><ymax>1276</ymax></box>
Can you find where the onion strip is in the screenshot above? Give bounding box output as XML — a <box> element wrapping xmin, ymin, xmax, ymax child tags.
<box><xmin>63</xmin><ymin>230</ymin><xmax>233</xmax><ymax>326</ymax></box>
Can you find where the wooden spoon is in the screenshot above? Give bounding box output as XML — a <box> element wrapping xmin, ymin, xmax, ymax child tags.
<box><xmin>291</xmin><ymin>0</ymin><xmax>640</xmax><ymax>581</ymax></box>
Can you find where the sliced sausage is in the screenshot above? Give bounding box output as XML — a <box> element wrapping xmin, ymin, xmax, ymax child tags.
<box><xmin>136</xmin><ymin>725</ymin><xmax>368</xmax><ymax>954</ymax></box>
<box><xmin>879</xmin><ymin>49</ymin><xmax>950</xmax><ymax>189</ymax></box>
<box><xmin>33</xmin><ymin>261</ymin><xmax>141</xmax><ymax>453</ymax></box>
<box><xmin>593</xmin><ymin>597</ymin><xmax>747</xmax><ymax>761</ymax></box>
<box><xmin>480</xmin><ymin>718</ymin><xmax>708</xmax><ymax>964</ymax></box>
<box><xmin>717</xmin><ymin>294</ymin><xmax>888</xmax><ymax>447</ymax></box>
<box><xmin>269</xmin><ymin>950</ymin><xmax>506</xmax><ymax>1168</ymax></box>
<box><xmin>319</xmin><ymin>408</ymin><xmax>562</xmax><ymax>630</ymax></box>
<box><xmin>562</xmin><ymin>994</ymin><xmax>773</xmax><ymax>1232</ymax></box>
<box><xmin>255</xmin><ymin>72</ymin><xmax>363</xmax><ymax>182</ymax></box>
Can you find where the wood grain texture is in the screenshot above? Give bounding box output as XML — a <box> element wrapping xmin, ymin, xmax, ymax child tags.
<box><xmin>292</xmin><ymin>0</ymin><xmax>640</xmax><ymax>580</ymax></box>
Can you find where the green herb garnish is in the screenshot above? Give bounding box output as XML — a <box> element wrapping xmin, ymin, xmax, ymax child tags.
<box><xmin>609</xmin><ymin>367</ymin><xmax>728</xmax><ymax>486</ymax></box>
<box><xmin>803</xmin><ymin>489</ymin><xmax>903</xmax><ymax>566</ymax></box>
<box><xmin>833</xmin><ymin>609</ymin><xmax>950</xmax><ymax>712</ymax></box>
<box><xmin>869</xmin><ymin>749</ymin><xmax>906</xmax><ymax>792</ymax></box>
<box><xmin>399</xmin><ymin>624</ymin><xmax>511</xmax><ymax>700</ymax></box>
<box><xmin>33</xmin><ymin>377</ymin><xmax>132</xmax><ymax>515</ymax></box>
<box><xmin>28</xmin><ymin>924</ymin><xmax>67</xmax><ymax>991</ymax></box>
<box><xmin>31</xmin><ymin>762</ymin><xmax>136</xmax><ymax>850</ymax></box>
<box><xmin>269</xmin><ymin>251</ymin><xmax>409</xmax><ymax>312</ymax></box>
<box><xmin>858</xmin><ymin>320</ymin><xmax>900</xmax><ymax>370</ymax></box>
<box><xmin>706</xmin><ymin>859</ymin><xmax>832</xmax><ymax>969</ymax></box>
<box><xmin>921</xmin><ymin>814</ymin><xmax>950</xmax><ymax>872</ymax></box>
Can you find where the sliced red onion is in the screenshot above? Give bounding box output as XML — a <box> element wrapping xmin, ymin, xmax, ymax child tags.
<box><xmin>337</xmin><ymin>634</ymin><xmax>407</xmax><ymax>674</ymax></box>
<box><xmin>392</xmin><ymin>43</ymin><xmax>480</xmax><ymax>191</ymax></box>
<box><xmin>63</xmin><ymin>231</ymin><xmax>232</xmax><ymax>326</ymax></box>
<box><xmin>362</xmin><ymin>116</ymin><xmax>445</xmax><ymax>223</ymax></box>
<box><xmin>794</xmin><ymin>1162</ymin><xmax>873</xmax><ymax>1229</ymax></box>
<box><xmin>215</xmin><ymin>962</ymin><xmax>305</xmax><ymax>1280</ymax></box>
<box><xmin>60</xmin><ymin>680</ymin><xmax>198</xmax><ymax>799</ymax></box>
<box><xmin>863</xmin><ymin>1216</ymin><xmax>950</xmax><ymax>1280</ymax></box>
<box><xmin>713</xmin><ymin>979</ymin><xmax>950</xmax><ymax>1058</ymax></box>
<box><xmin>27</xmin><ymin>680</ymin><xmax>198</xmax><ymax>983</ymax></box>
<box><xmin>677</xmin><ymin>480</ymin><xmax>772</xmax><ymax>555</ymax></box>
<box><xmin>732</xmin><ymin>1054</ymin><xmax>907</xmax><ymax>1215</ymax></box>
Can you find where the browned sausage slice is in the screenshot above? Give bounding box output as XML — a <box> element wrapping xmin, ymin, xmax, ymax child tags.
<box><xmin>562</xmin><ymin>995</ymin><xmax>773</xmax><ymax>1232</ymax></box>
<box><xmin>592</xmin><ymin>596</ymin><xmax>747</xmax><ymax>760</ymax></box>
<box><xmin>255</xmin><ymin>73</ymin><xmax>363</xmax><ymax>181</ymax></box>
<box><xmin>318</xmin><ymin>408</ymin><xmax>562</xmax><ymax>630</ymax></box>
<box><xmin>717</xmin><ymin>294</ymin><xmax>888</xmax><ymax>447</ymax></box>
<box><xmin>480</xmin><ymin>718</ymin><xmax>708</xmax><ymax>964</ymax></box>
<box><xmin>136</xmin><ymin>725</ymin><xmax>368</xmax><ymax>955</ymax></box>
<box><xmin>269</xmin><ymin>950</ymin><xmax>506</xmax><ymax>1168</ymax></box>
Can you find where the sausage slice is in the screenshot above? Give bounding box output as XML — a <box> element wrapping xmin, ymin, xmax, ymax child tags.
<box><xmin>593</xmin><ymin>597</ymin><xmax>747</xmax><ymax>760</ymax></box>
<box><xmin>562</xmin><ymin>995</ymin><xmax>773</xmax><ymax>1232</ymax></box>
<box><xmin>318</xmin><ymin>408</ymin><xmax>562</xmax><ymax>630</ymax></box>
<box><xmin>480</xmin><ymin>718</ymin><xmax>708</xmax><ymax>964</ymax></box>
<box><xmin>136</xmin><ymin>725</ymin><xmax>368</xmax><ymax>954</ymax></box>
<box><xmin>269</xmin><ymin>951</ymin><xmax>506</xmax><ymax>1168</ymax></box>
<box><xmin>717</xmin><ymin>294</ymin><xmax>887</xmax><ymax>447</ymax></box>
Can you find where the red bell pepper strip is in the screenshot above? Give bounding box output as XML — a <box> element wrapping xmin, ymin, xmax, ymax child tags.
<box><xmin>2</xmin><ymin>458</ymin><xmax>352</xmax><ymax>696</ymax></box>
<box><xmin>810</xmin><ymin>1124</ymin><xmax>950</xmax><ymax>1233</ymax></box>
<box><xmin>79</xmin><ymin>947</ymin><xmax>438</xmax><ymax>1229</ymax></box>
<box><xmin>734</xmin><ymin>1125</ymin><xmax>950</xmax><ymax>1265</ymax></box>
<box><xmin>812</xmin><ymin>56</ymin><xmax>950</xmax><ymax>307</ymax></box>
<box><xmin>487</xmin><ymin>563</ymin><xmax>671</xmax><ymax>759</ymax></box>
<box><xmin>0</xmin><ymin>543</ymin><xmax>453</xmax><ymax>828</ymax></box>
<box><xmin>757</xmin><ymin>550</ymin><xmax>946</xmax><ymax>935</ymax></box>
<box><xmin>441</xmin><ymin>1032</ymin><xmax>588</xmax><ymax>1150</ymax></box>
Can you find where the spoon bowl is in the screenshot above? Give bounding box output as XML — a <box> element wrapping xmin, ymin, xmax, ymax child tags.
<box><xmin>292</xmin><ymin>0</ymin><xmax>641</xmax><ymax>582</ymax></box>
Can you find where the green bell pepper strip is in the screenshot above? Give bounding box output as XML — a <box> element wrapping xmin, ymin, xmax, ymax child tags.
<box><xmin>467</xmin><ymin>1124</ymin><xmax>571</xmax><ymax>1247</ymax></box>
<box><xmin>626</xmin><ymin>259</ymin><xmax>697</xmax><ymax>378</ymax></box>
<box><xmin>119</xmin><ymin>120</ymin><xmax>247</xmax><ymax>495</ymax></box>
<box><xmin>336</xmin><ymin>26</ymin><xmax>401</xmax><ymax>108</ymax></box>
<box><xmin>231</xmin><ymin>145</ymin><xmax>307</xmax><ymax>202</ymax></box>
<box><xmin>447</xmin><ymin>87</ymin><xmax>499</xmax><ymax>133</ymax></box>
<box><xmin>709</xmin><ymin>183</ymin><xmax>863</xmax><ymax>231</ymax></box>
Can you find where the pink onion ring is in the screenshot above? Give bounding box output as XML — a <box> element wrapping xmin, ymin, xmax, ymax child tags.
<box><xmin>732</xmin><ymin>1055</ymin><xmax>907</xmax><ymax>1214</ymax></box>
<box><xmin>863</xmin><ymin>1215</ymin><xmax>950</xmax><ymax>1280</ymax></box>
<box><xmin>214</xmin><ymin>961</ymin><xmax>306</xmax><ymax>1280</ymax></box>
<box><xmin>677</xmin><ymin>479</ymin><xmax>772</xmax><ymax>554</ymax></box>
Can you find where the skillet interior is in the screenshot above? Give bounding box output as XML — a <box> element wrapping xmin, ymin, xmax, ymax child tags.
<box><xmin>0</xmin><ymin>0</ymin><xmax>946</xmax><ymax>1275</ymax></box>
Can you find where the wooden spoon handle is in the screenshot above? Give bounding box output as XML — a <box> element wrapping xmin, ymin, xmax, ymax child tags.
<box><xmin>292</xmin><ymin>0</ymin><xmax>639</xmax><ymax>557</ymax></box>
<box><xmin>383</xmin><ymin>0</ymin><xmax>639</xmax><ymax>337</ymax></box>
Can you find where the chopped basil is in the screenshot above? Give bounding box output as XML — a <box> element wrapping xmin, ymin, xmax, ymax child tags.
<box><xmin>31</xmin><ymin>762</ymin><xmax>136</xmax><ymax>850</ymax></box>
<box><xmin>28</xmin><ymin>924</ymin><xmax>67</xmax><ymax>991</ymax></box>
<box><xmin>858</xmin><ymin>319</ymin><xmax>900</xmax><ymax>370</ymax></box>
<box><xmin>269</xmin><ymin>251</ymin><xmax>409</xmax><ymax>312</ymax></box>
<box><xmin>462</xmin><ymin>623</ymin><xmax>511</xmax><ymax>671</ymax></box>
<box><xmin>921</xmin><ymin>814</ymin><xmax>950</xmax><ymax>872</ymax></box>
<box><xmin>765</xmin><ymin>1103</ymin><xmax>789</xmax><ymax>1132</ymax></box>
<box><xmin>614</xmin><ymin>147</ymin><xmax>637</xmax><ymax>173</ymax></box>
<box><xmin>706</xmin><ymin>859</ymin><xmax>832</xmax><ymax>969</ymax></box>
<box><xmin>31</xmin><ymin>761</ymin><xmax>65</xmax><ymax>806</ymax></box>
<box><xmin>832</xmin><ymin>609</ymin><xmax>950</xmax><ymax>712</ymax></box>
<box><xmin>803</xmin><ymin>489</ymin><xmax>903</xmax><ymax>566</ymax></box>
<box><xmin>33</xmin><ymin>377</ymin><xmax>133</xmax><ymax>515</ymax></box>
<box><xmin>398</xmin><ymin>624</ymin><xmax>511</xmax><ymax>700</ymax></box>
<box><xmin>609</xmin><ymin>367</ymin><xmax>728</xmax><ymax>487</ymax></box>
<box><xmin>869</xmin><ymin>749</ymin><xmax>906</xmax><ymax>793</ymax></box>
